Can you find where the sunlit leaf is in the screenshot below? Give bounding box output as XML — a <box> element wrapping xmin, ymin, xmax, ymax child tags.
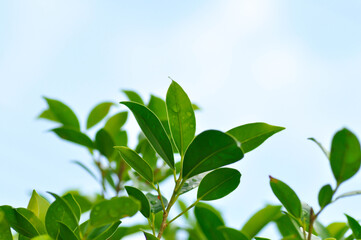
<box><xmin>62</xmin><ymin>193</ymin><xmax>81</xmax><ymax>222</ymax></box>
<box><xmin>0</xmin><ymin>209</ymin><xmax>12</xmax><ymax>240</ymax></box>
<box><xmin>148</xmin><ymin>95</ymin><xmax>167</xmax><ymax>121</ymax></box>
<box><xmin>38</xmin><ymin>109</ymin><xmax>60</xmax><ymax>123</ymax></box>
<box><xmin>88</xmin><ymin>221</ymin><xmax>121</xmax><ymax>240</ymax></box>
<box><xmin>58</xmin><ymin>222</ymin><xmax>79</xmax><ymax>240</ymax></box>
<box><xmin>345</xmin><ymin>214</ymin><xmax>361</xmax><ymax>238</ymax></box>
<box><xmin>326</xmin><ymin>222</ymin><xmax>348</xmax><ymax>239</ymax></box>
<box><xmin>51</xmin><ymin>127</ymin><xmax>94</xmax><ymax>149</ymax></box>
<box><xmin>27</xmin><ymin>190</ymin><xmax>50</xmax><ymax>223</ymax></box>
<box><xmin>146</xmin><ymin>193</ymin><xmax>168</xmax><ymax>214</ymax></box>
<box><xmin>86</xmin><ymin>102</ymin><xmax>114</xmax><ymax>129</ymax></box>
<box><xmin>125</xmin><ymin>186</ymin><xmax>151</xmax><ymax>218</ymax></box>
<box><xmin>104</xmin><ymin>112</ymin><xmax>128</xmax><ymax>133</ymax></box>
<box><xmin>122</xmin><ymin>90</ymin><xmax>144</xmax><ymax>105</ymax></box>
<box><xmin>182</xmin><ymin>130</ymin><xmax>244</xmax><ymax>179</ymax></box>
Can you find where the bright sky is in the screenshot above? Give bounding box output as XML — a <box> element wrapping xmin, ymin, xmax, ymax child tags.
<box><xmin>1</xmin><ymin>0</ymin><xmax>361</xmax><ymax>238</ymax></box>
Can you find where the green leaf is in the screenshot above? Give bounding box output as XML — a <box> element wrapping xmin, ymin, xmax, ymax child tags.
<box><xmin>90</xmin><ymin>197</ymin><xmax>140</xmax><ymax>227</ymax></box>
<box><xmin>177</xmin><ymin>200</ymin><xmax>189</xmax><ymax>220</ymax></box>
<box><xmin>95</xmin><ymin>129</ymin><xmax>114</xmax><ymax>159</ymax></box>
<box><xmin>227</xmin><ymin>122</ymin><xmax>285</xmax><ymax>153</ymax></box>
<box><xmin>63</xmin><ymin>191</ymin><xmax>92</xmax><ymax>214</ymax></box>
<box><xmin>43</xmin><ymin>97</ymin><xmax>80</xmax><ymax>130</ymax></box>
<box><xmin>58</xmin><ymin>222</ymin><xmax>79</xmax><ymax>240</ymax></box>
<box><xmin>51</xmin><ymin>127</ymin><xmax>94</xmax><ymax>149</ymax></box>
<box><xmin>241</xmin><ymin>205</ymin><xmax>282</xmax><ymax>238</ymax></box>
<box><xmin>308</xmin><ymin>138</ymin><xmax>330</xmax><ymax>159</ymax></box>
<box><xmin>182</xmin><ymin>130</ymin><xmax>244</xmax><ymax>179</ymax></box>
<box><xmin>269</xmin><ymin>176</ymin><xmax>302</xmax><ymax>219</ymax></box>
<box><xmin>121</xmin><ymin>101</ymin><xmax>174</xmax><ymax>169</ymax></box>
<box><xmin>194</xmin><ymin>203</ymin><xmax>225</xmax><ymax>240</ymax></box>
<box><xmin>148</xmin><ymin>95</ymin><xmax>167</xmax><ymax>121</ymax></box>
<box><xmin>143</xmin><ymin>231</ymin><xmax>159</xmax><ymax>240</ymax></box>
<box><xmin>38</xmin><ymin>109</ymin><xmax>60</xmax><ymax>123</ymax></box>
<box><xmin>122</xmin><ymin>90</ymin><xmax>145</xmax><ymax>105</ymax></box>
<box><xmin>86</xmin><ymin>102</ymin><xmax>114</xmax><ymax>129</ymax></box>
<box><xmin>115</xmin><ymin>146</ymin><xmax>154</xmax><ymax>183</ymax></box>
<box><xmin>0</xmin><ymin>209</ymin><xmax>12</xmax><ymax>240</ymax></box>
<box><xmin>346</xmin><ymin>214</ymin><xmax>361</xmax><ymax>238</ymax></box>
<box><xmin>326</xmin><ymin>222</ymin><xmax>348</xmax><ymax>239</ymax></box>
<box><xmin>104</xmin><ymin>112</ymin><xmax>128</xmax><ymax>133</ymax></box>
<box><xmin>146</xmin><ymin>193</ymin><xmax>168</xmax><ymax>214</ymax></box>
<box><xmin>274</xmin><ymin>214</ymin><xmax>303</xmax><ymax>239</ymax></box>
<box><xmin>318</xmin><ymin>184</ymin><xmax>333</xmax><ymax>208</ymax></box>
<box><xmin>330</xmin><ymin>128</ymin><xmax>361</xmax><ymax>184</ymax></box>
<box><xmin>166</xmin><ymin>81</ymin><xmax>196</xmax><ymax>156</ymax></box>
<box><xmin>218</xmin><ymin>227</ymin><xmax>248</xmax><ymax>240</ymax></box>
<box><xmin>136</xmin><ymin>138</ymin><xmax>158</xmax><ymax>169</ymax></box>
<box><xmin>62</xmin><ymin>194</ymin><xmax>81</xmax><ymax>222</ymax></box>
<box><xmin>45</xmin><ymin>193</ymin><xmax>78</xmax><ymax>239</ymax></box>
<box><xmin>27</xmin><ymin>190</ymin><xmax>50</xmax><ymax>223</ymax></box>
<box><xmin>335</xmin><ymin>190</ymin><xmax>361</xmax><ymax>201</ymax></box>
<box><xmin>197</xmin><ymin>168</ymin><xmax>241</xmax><ymax>201</ymax></box>
<box><xmin>16</xmin><ymin>208</ymin><xmax>46</xmax><ymax>235</ymax></box>
<box><xmin>125</xmin><ymin>186</ymin><xmax>151</xmax><ymax>218</ymax></box>
<box><xmin>89</xmin><ymin>221</ymin><xmax>121</xmax><ymax>240</ymax></box>
<box><xmin>31</xmin><ymin>235</ymin><xmax>53</xmax><ymax>240</ymax></box>
<box><xmin>179</xmin><ymin>173</ymin><xmax>206</xmax><ymax>195</ymax></box>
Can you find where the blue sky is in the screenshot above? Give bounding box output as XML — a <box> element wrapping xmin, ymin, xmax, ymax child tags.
<box><xmin>1</xmin><ymin>0</ymin><xmax>361</xmax><ymax>238</ymax></box>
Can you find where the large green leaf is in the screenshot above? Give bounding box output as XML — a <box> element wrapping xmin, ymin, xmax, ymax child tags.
<box><xmin>122</xmin><ymin>90</ymin><xmax>145</xmax><ymax>105</ymax></box>
<box><xmin>27</xmin><ymin>190</ymin><xmax>50</xmax><ymax>223</ymax></box>
<box><xmin>218</xmin><ymin>227</ymin><xmax>248</xmax><ymax>240</ymax></box>
<box><xmin>104</xmin><ymin>112</ymin><xmax>128</xmax><ymax>133</ymax></box>
<box><xmin>269</xmin><ymin>176</ymin><xmax>302</xmax><ymax>219</ymax></box>
<box><xmin>125</xmin><ymin>186</ymin><xmax>151</xmax><ymax>218</ymax></box>
<box><xmin>197</xmin><ymin>168</ymin><xmax>241</xmax><ymax>201</ymax></box>
<box><xmin>227</xmin><ymin>123</ymin><xmax>284</xmax><ymax>153</ymax></box>
<box><xmin>51</xmin><ymin>127</ymin><xmax>94</xmax><ymax>148</ymax></box>
<box><xmin>86</xmin><ymin>102</ymin><xmax>114</xmax><ymax>129</ymax></box>
<box><xmin>166</xmin><ymin>81</ymin><xmax>196</xmax><ymax>156</ymax></box>
<box><xmin>63</xmin><ymin>191</ymin><xmax>92</xmax><ymax>214</ymax></box>
<box><xmin>121</xmin><ymin>101</ymin><xmax>174</xmax><ymax>169</ymax></box>
<box><xmin>326</xmin><ymin>222</ymin><xmax>348</xmax><ymax>239</ymax></box>
<box><xmin>346</xmin><ymin>214</ymin><xmax>361</xmax><ymax>238</ymax></box>
<box><xmin>182</xmin><ymin>130</ymin><xmax>244</xmax><ymax>179</ymax></box>
<box><xmin>88</xmin><ymin>221</ymin><xmax>121</xmax><ymax>240</ymax></box>
<box><xmin>318</xmin><ymin>184</ymin><xmax>333</xmax><ymax>208</ymax></box>
<box><xmin>241</xmin><ymin>205</ymin><xmax>282</xmax><ymax>238</ymax></box>
<box><xmin>95</xmin><ymin>129</ymin><xmax>114</xmax><ymax>159</ymax></box>
<box><xmin>148</xmin><ymin>95</ymin><xmax>167</xmax><ymax>121</ymax></box>
<box><xmin>194</xmin><ymin>203</ymin><xmax>225</xmax><ymax>240</ymax></box>
<box><xmin>330</xmin><ymin>128</ymin><xmax>361</xmax><ymax>184</ymax></box>
<box><xmin>146</xmin><ymin>193</ymin><xmax>168</xmax><ymax>214</ymax></box>
<box><xmin>62</xmin><ymin>194</ymin><xmax>81</xmax><ymax>222</ymax></box>
<box><xmin>115</xmin><ymin>146</ymin><xmax>154</xmax><ymax>183</ymax></box>
<box><xmin>90</xmin><ymin>197</ymin><xmax>140</xmax><ymax>227</ymax></box>
<box><xmin>16</xmin><ymin>208</ymin><xmax>46</xmax><ymax>236</ymax></box>
<box><xmin>43</xmin><ymin>97</ymin><xmax>80</xmax><ymax>130</ymax></box>
<box><xmin>0</xmin><ymin>208</ymin><xmax>12</xmax><ymax>240</ymax></box>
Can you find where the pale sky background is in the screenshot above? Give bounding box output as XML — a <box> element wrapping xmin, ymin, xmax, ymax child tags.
<box><xmin>1</xmin><ymin>0</ymin><xmax>361</xmax><ymax>239</ymax></box>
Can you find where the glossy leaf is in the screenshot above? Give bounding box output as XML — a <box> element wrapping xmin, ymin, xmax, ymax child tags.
<box><xmin>227</xmin><ymin>122</ymin><xmax>284</xmax><ymax>153</ymax></box>
<box><xmin>43</xmin><ymin>97</ymin><xmax>80</xmax><ymax>130</ymax></box>
<box><xmin>269</xmin><ymin>176</ymin><xmax>302</xmax><ymax>219</ymax></box>
<box><xmin>136</xmin><ymin>138</ymin><xmax>158</xmax><ymax>169</ymax></box>
<box><xmin>194</xmin><ymin>203</ymin><xmax>225</xmax><ymax>240</ymax></box>
<box><xmin>0</xmin><ymin>208</ymin><xmax>12</xmax><ymax>240</ymax></box>
<box><xmin>121</xmin><ymin>101</ymin><xmax>174</xmax><ymax>169</ymax></box>
<box><xmin>330</xmin><ymin>128</ymin><xmax>361</xmax><ymax>184</ymax></box>
<box><xmin>27</xmin><ymin>190</ymin><xmax>50</xmax><ymax>223</ymax></box>
<box><xmin>218</xmin><ymin>227</ymin><xmax>248</xmax><ymax>240</ymax></box>
<box><xmin>115</xmin><ymin>146</ymin><xmax>154</xmax><ymax>183</ymax></box>
<box><xmin>104</xmin><ymin>112</ymin><xmax>128</xmax><ymax>133</ymax></box>
<box><xmin>89</xmin><ymin>221</ymin><xmax>121</xmax><ymax>240</ymax></box>
<box><xmin>326</xmin><ymin>222</ymin><xmax>348</xmax><ymax>239</ymax></box>
<box><xmin>58</xmin><ymin>222</ymin><xmax>79</xmax><ymax>240</ymax></box>
<box><xmin>345</xmin><ymin>214</ymin><xmax>361</xmax><ymax>238</ymax></box>
<box><xmin>197</xmin><ymin>168</ymin><xmax>241</xmax><ymax>201</ymax></box>
<box><xmin>143</xmin><ymin>231</ymin><xmax>159</xmax><ymax>240</ymax></box>
<box><xmin>179</xmin><ymin>173</ymin><xmax>206</xmax><ymax>195</ymax></box>
<box><xmin>182</xmin><ymin>130</ymin><xmax>244</xmax><ymax>179</ymax></box>
<box><xmin>62</xmin><ymin>193</ymin><xmax>81</xmax><ymax>222</ymax></box>
<box><xmin>51</xmin><ymin>127</ymin><xmax>94</xmax><ymax>148</ymax></box>
<box><xmin>241</xmin><ymin>205</ymin><xmax>282</xmax><ymax>238</ymax></box>
<box><xmin>125</xmin><ymin>186</ymin><xmax>151</xmax><ymax>218</ymax></box>
<box><xmin>63</xmin><ymin>191</ymin><xmax>92</xmax><ymax>214</ymax></box>
<box><xmin>31</xmin><ymin>235</ymin><xmax>53</xmax><ymax>240</ymax></box>
<box><xmin>95</xmin><ymin>129</ymin><xmax>114</xmax><ymax>159</ymax></box>
<box><xmin>45</xmin><ymin>193</ymin><xmax>78</xmax><ymax>238</ymax></box>
<box><xmin>146</xmin><ymin>193</ymin><xmax>168</xmax><ymax>214</ymax></box>
<box><xmin>148</xmin><ymin>95</ymin><xmax>167</xmax><ymax>121</ymax></box>
<box><xmin>86</xmin><ymin>102</ymin><xmax>114</xmax><ymax>129</ymax></box>
<box><xmin>318</xmin><ymin>184</ymin><xmax>333</xmax><ymax>208</ymax></box>
<box><xmin>90</xmin><ymin>197</ymin><xmax>140</xmax><ymax>227</ymax></box>
<box><xmin>166</xmin><ymin>81</ymin><xmax>196</xmax><ymax>156</ymax></box>
<box><xmin>16</xmin><ymin>208</ymin><xmax>46</xmax><ymax>235</ymax></box>
<box><xmin>308</xmin><ymin>138</ymin><xmax>330</xmax><ymax>159</ymax></box>
<box><xmin>38</xmin><ymin>109</ymin><xmax>60</xmax><ymax>123</ymax></box>
<box><xmin>122</xmin><ymin>90</ymin><xmax>144</xmax><ymax>105</ymax></box>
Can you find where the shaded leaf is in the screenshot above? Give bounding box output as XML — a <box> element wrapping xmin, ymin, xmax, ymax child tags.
<box><xmin>86</xmin><ymin>102</ymin><xmax>114</xmax><ymax>129</ymax></box>
<box><xmin>182</xmin><ymin>130</ymin><xmax>244</xmax><ymax>179</ymax></box>
<box><xmin>51</xmin><ymin>127</ymin><xmax>94</xmax><ymax>148</ymax></box>
<box><xmin>0</xmin><ymin>209</ymin><xmax>12</xmax><ymax>240</ymax></box>
<box><xmin>197</xmin><ymin>168</ymin><xmax>241</xmax><ymax>201</ymax></box>
<box><xmin>125</xmin><ymin>186</ymin><xmax>151</xmax><ymax>218</ymax></box>
<box><xmin>318</xmin><ymin>184</ymin><xmax>333</xmax><ymax>208</ymax></box>
<box><xmin>27</xmin><ymin>190</ymin><xmax>50</xmax><ymax>223</ymax></box>
<box><xmin>104</xmin><ymin>112</ymin><xmax>128</xmax><ymax>133</ymax></box>
<box><xmin>146</xmin><ymin>193</ymin><xmax>168</xmax><ymax>214</ymax></box>
<box><xmin>143</xmin><ymin>232</ymin><xmax>159</xmax><ymax>240</ymax></box>
<box><xmin>330</xmin><ymin>128</ymin><xmax>361</xmax><ymax>184</ymax></box>
<box><xmin>95</xmin><ymin>129</ymin><xmax>114</xmax><ymax>159</ymax></box>
<box><xmin>148</xmin><ymin>95</ymin><xmax>167</xmax><ymax>121</ymax></box>
<box><xmin>274</xmin><ymin>214</ymin><xmax>302</xmax><ymax>239</ymax></box>
<box><xmin>346</xmin><ymin>214</ymin><xmax>361</xmax><ymax>239</ymax></box>
<box><xmin>166</xmin><ymin>81</ymin><xmax>196</xmax><ymax>156</ymax></box>
<box><xmin>121</xmin><ymin>101</ymin><xmax>174</xmax><ymax>169</ymax></box>
<box><xmin>227</xmin><ymin>122</ymin><xmax>284</xmax><ymax>153</ymax></box>
<box><xmin>89</xmin><ymin>221</ymin><xmax>121</xmax><ymax>240</ymax></box>
<box><xmin>218</xmin><ymin>227</ymin><xmax>248</xmax><ymax>240</ymax></box>
<box><xmin>58</xmin><ymin>222</ymin><xmax>79</xmax><ymax>240</ymax></box>
<box><xmin>194</xmin><ymin>203</ymin><xmax>225</xmax><ymax>240</ymax></box>
<box><xmin>136</xmin><ymin>138</ymin><xmax>158</xmax><ymax>169</ymax></box>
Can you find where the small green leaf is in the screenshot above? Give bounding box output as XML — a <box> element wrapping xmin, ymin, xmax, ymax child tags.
<box><xmin>58</xmin><ymin>222</ymin><xmax>79</xmax><ymax>240</ymax></box>
<box><xmin>330</xmin><ymin>128</ymin><xmax>361</xmax><ymax>184</ymax></box>
<box><xmin>275</xmin><ymin>214</ymin><xmax>303</xmax><ymax>239</ymax></box>
<box><xmin>194</xmin><ymin>203</ymin><xmax>225</xmax><ymax>240</ymax></box>
<box><xmin>197</xmin><ymin>168</ymin><xmax>241</xmax><ymax>201</ymax></box>
<box><xmin>115</xmin><ymin>146</ymin><xmax>154</xmax><ymax>183</ymax></box>
<box><xmin>241</xmin><ymin>205</ymin><xmax>282</xmax><ymax>238</ymax></box>
<box><xmin>122</xmin><ymin>90</ymin><xmax>145</xmax><ymax>105</ymax></box>
<box><xmin>86</xmin><ymin>102</ymin><xmax>114</xmax><ymax>129</ymax></box>
<box><xmin>177</xmin><ymin>200</ymin><xmax>189</xmax><ymax>220</ymax></box>
<box><xmin>143</xmin><ymin>231</ymin><xmax>159</xmax><ymax>240</ymax></box>
<box><xmin>335</xmin><ymin>190</ymin><xmax>361</xmax><ymax>201</ymax></box>
<box><xmin>182</xmin><ymin>130</ymin><xmax>244</xmax><ymax>179</ymax></box>
<box><xmin>217</xmin><ymin>227</ymin><xmax>248</xmax><ymax>240</ymax></box>
<box><xmin>104</xmin><ymin>112</ymin><xmax>128</xmax><ymax>133</ymax></box>
<box><xmin>38</xmin><ymin>109</ymin><xmax>60</xmax><ymax>123</ymax></box>
<box><xmin>95</xmin><ymin>129</ymin><xmax>114</xmax><ymax>159</ymax></box>
<box><xmin>227</xmin><ymin>122</ymin><xmax>285</xmax><ymax>153</ymax></box>
<box><xmin>31</xmin><ymin>235</ymin><xmax>53</xmax><ymax>240</ymax></box>
<box><xmin>90</xmin><ymin>197</ymin><xmax>140</xmax><ymax>227</ymax></box>
<box><xmin>43</xmin><ymin>97</ymin><xmax>80</xmax><ymax>130</ymax></box>
<box><xmin>269</xmin><ymin>176</ymin><xmax>302</xmax><ymax>219</ymax></box>
<box><xmin>63</xmin><ymin>191</ymin><xmax>92</xmax><ymax>214</ymax></box>
<box><xmin>89</xmin><ymin>221</ymin><xmax>121</xmax><ymax>240</ymax></box>
<box><xmin>0</xmin><ymin>209</ymin><xmax>12</xmax><ymax>240</ymax></box>
<box><xmin>179</xmin><ymin>173</ymin><xmax>206</xmax><ymax>195</ymax></box>
<box><xmin>166</xmin><ymin>81</ymin><xmax>196</xmax><ymax>156</ymax></box>
<box><xmin>146</xmin><ymin>193</ymin><xmax>168</xmax><ymax>214</ymax></box>
<box><xmin>346</xmin><ymin>214</ymin><xmax>361</xmax><ymax>238</ymax></box>
<box><xmin>326</xmin><ymin>222</ymin><xmax>348</xmax><ymax>239</ymax></box>
<box><xmin>27</xmin><ymin>190</ymin><xmax>50</xmax><ymax>223</ymax></box>
<box><xmin>318</xmin><ymin>184</ymin><xmax>333</xmax><ymax>208</ymax></box>
<box><xmin>51</xmin><ymin>127</ymin><xmax>94</xmax><ymax>148</ymax></box>
<box><xmin>121</xmin><ymin>101</ymin><xmax>174</xmax><ymax>169</ymax></box>
<box><xmin>308</xmin><ymin>138</ymin><xmax>330</xmax><ymax>159</ymax></box>
<box><xmin>136</xmin><ymin>138</ymin><xmax>158</xmax><ymax>169</ymax></box>
<box><xmin>125</xmin><ymin>186</ymin><xmax>151</xmax><ymax>218</ymax></box>
<box><xmin>148</xmin><ymin>95</ymin><xmax>167</xmax><ymax>121</ymax></box>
